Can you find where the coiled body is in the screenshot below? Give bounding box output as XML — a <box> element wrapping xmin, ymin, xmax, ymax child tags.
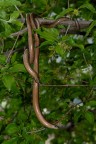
<box><xmin>23</xmin><ymin>14</ymin><xmax>57</xmax><ymax>129</ymax></box>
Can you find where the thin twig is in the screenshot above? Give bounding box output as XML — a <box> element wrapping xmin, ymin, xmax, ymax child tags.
<box><xmin>14</xmin><ymin>5</ymin><xmax>25</xmax><ymax>23</ymax></box>
<box><xmin>65</xmin><ymin>24</ymin><xmax>71</xmax><ymax>36</ymax></box>
<box><xmin>6</xmin><ymin>26</ymin><xmax>24</xmax><ymax>63</ymax></box>
<box><xmin>27</xmin><ymin>127</ymin><xmax>45</xmax><ymax>134</ymax></box>
<box><xmin>40</xmin><ymin>82</ymin><xmax>89</xmax><ymax>87</ymax></box>
<box><xmin>10</xmin><ymin>28</ymin><xmax>27</xmax><ymax>37</ymax></box>
<box><xmin>6</xmin><ymin>36</ymin><xmax>19</xmax><ymax>63</ymax></box>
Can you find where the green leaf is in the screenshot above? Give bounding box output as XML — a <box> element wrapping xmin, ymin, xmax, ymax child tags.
<box><xmin>0</xmin><ymin>23</ymin><xmax>12</xmax><ymax>37</ymax></box>
<box><xmin>85</xmin><ymin>111</ymin><xmax>94</xmax><ymax>124</ymax></box>
<box><xmin>33</xmin><ymin>0</ymin><xmax>47</xmax><ymax>5</ymax></box>
<box><xmin>2</xmin><ymin>75</ymin><xmax>16</xmax><ymax>91</ymax></box>
<box><xmin>13</xmin><ymin>20</ymin><xmax>23</xmax><ymax>27</ymax></box>
<box><xmin>0</xmin><ymin>55</ymin><xmax>6</xmax><ymax>64</ymax></box>
<box><xmin>10</xmin><ymin>98</ymin><xmax>22</xmax><ymax>110</ymax></box>
<box><xmin>11</xmin><ymin>53</ymin><xmax>17</xmax><ymax>63</ymax></box>
<box><xmin>0</xmin><ymin>10</ymin><xmax>7</xmax><ymax>19</ymax></box>
<box><xmin>37</xmin><ymin>28</ymin><xmax>59</xmax><ymax>43</ymax></box>
<box><xmin>4</xmin><ymin>23</ymin><xmax>12</xmax><ymax>37</ymax></box>
<box><xmin>32</xmin><ymin>0</ymin><xmax>47</xmax><ymax>9</ymax></box>
<box><xmin>56</xmin><ymin>8</ymin><xmax>74</xmax><ymax>19</ymax></box>
<box><xmin>10</xmin><ymin>63</ymin><xmax>26</xmax><ymax>73</ymax></box>
<box><xmin>79</xmin><ymin>3</ymin><xmax>96</xmax><ymax>13</ymax></box>
<box><xmin>5</xmin><ymin>123</ymin><xmax>18</xmax><ymax>135</ymax></box>
<box><xmin>74</xmin><ymin>111</ymin><xmax>82</xmax><ymax>123</ymax></box>
<box><xmin>74</xmin><ymin>44</ymin><xmax>84</xmax><ymax>51</ymax></box>
<box><xmin>40</xmin><ymin>41</ymin><xmax>52</xmax><ymax>47</ymax></box>
<box><xmin>67</xmin><ymin>37</ymin><xmax>84</xmax><ymax>50</ymax></box>
<box><xmin>39</xmin><ymin>142</ymin><xmax>45</xmax><ymax>144</ymax></box>
<box><xmin>55</xmin><ymin>45</ymin><xmax>64</xmax><ymax>56</ymax></box>
<box><xmin>86</xmin><ymin>101</ymin><xmax>96</xmax><ymax>107</ymax></box>
<box><xmin>0</xmin><ymin>0</ymin><xmax>21</xmax><ymax>9</ymax></box>
<box><xmin>2</xmin><ymin>137</ymin><xmax>18</xmax><ymax>144</ymax></box>
<box><xmin>9</xmin><ymin>11</ymin><xmax>20</xmax><ymax>23</ymax></box>
<box><xmin>85</xmin><ymin>20</ymin><xmax>96</xmax><ymax>37</ymax></box>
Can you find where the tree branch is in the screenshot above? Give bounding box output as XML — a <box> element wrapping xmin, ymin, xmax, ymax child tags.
<box><xmin>10</xmin><ymin>18</ymin><xmax>92</xmax><ymax>37</ymax></box>
<box><xmin>10</xmin><ymin>28</ymin><xmax>27</xmax><ymax>37</ymax></box>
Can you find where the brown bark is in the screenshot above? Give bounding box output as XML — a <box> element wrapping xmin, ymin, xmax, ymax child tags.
<box><xmin>10</xmin><ymin>18</ymin><xmax>92</xmax><ymax>37</ymax></box>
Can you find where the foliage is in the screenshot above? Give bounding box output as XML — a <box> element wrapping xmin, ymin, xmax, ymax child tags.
<box><xmin>0</xmin><ymin>0</ymin><xmax>96</xmax><ymax>143</ymax></box>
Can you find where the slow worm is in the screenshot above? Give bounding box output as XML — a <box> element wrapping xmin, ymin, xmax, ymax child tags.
<box><xmin>26</xmin><ymin>14</ymin><xmax>34</xmax><ymax>64</ymax></box>
<box><xmin>23</xmin><ymin>49</ymin><xmax>39</xmax><ymax>83</ymax></box>
<box><xmin>23</xmin><ymin>14</ymin><xmax>58</xmax><ymax>129</ymax></box>
<box><xmin>48</xmin><ymin>17</ymin><xmax>70</xmax><ymax>28</ymax></box>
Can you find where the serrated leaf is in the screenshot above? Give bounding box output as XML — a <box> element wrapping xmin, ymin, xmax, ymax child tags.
<box><xmin>32</xmin><ymin>0</ymin><xmax>47</xmax><ymax>8</ymax></box>
<box><xmin>0</xmin><ymin>0</ymin><xmax>21</xmax><ymax>9</ymax></box>
<box><xmin>4</xmin><ymin>23</ymin><xmax>12</xmax><ymax>37</ymax></box>
<box><xmin>39</xmin><ymin>142</ymin><xmax>45</xmax><ymax>144</ymax></box>
<box><xmin>67</xmin><ymin>37</ymin><xmax>84</xmax><ymax>50</ymax></box>
<box><xmin>0</xmin><ymin>10</ymin><xmax>7</xmax><ymax>19</ymax></box>
<box><xmin>5</xmin><ymin>123</ymin><xmax>18</xmax><ymax>135</ymax></box>
<box><xmin>85</xmin><ymin>20</ymin><xmax>96</xmax><ymax>37</ymax></box>
<box><xmin>0</xmin><ymin>55</ymin><xmax>6</xmax><ymax>64</ymax></box>
<box><xmin>11</xmin><ymin>53</ymin><xmax>17</xmax><ymax>63</ymax></box>
<box><xmin>10</xmin><ymin>98</ymin><xmax>22</xmax><ymax>110</ymax></box>
<box><xmin>55</xmin><ymin>45</ymin><xmax>64</xmax><ymax>56</ymax></box>
<box><xmin>2</xmin><ymin>75</ymin><xmax>16</xmax><ymax>91</ymax></box>
<box><xmin>10</xmin><ymin>63</ymin><xmax>26</xmax><ymax>73</ymax></box>
<box><xmin>2</xmin><ymin>138</ymin><xmax>18</xmax><ymax>144</ymax></box>
<box><xmin>74</xmin><ymin>111</ymin><xmax>82</xmax><ymax>123</ymax></box>
<box><xmin>86</xmin><ymin>101</ymin><xmax>96</xmax><ymax>107</ymax></box>
<box><xmin>9</xmin><ymin>11</ymin><xmax>20</xmax><ymax>23</ymax></box>
<box><xmin>13</xmin><ymin>20</ymin><xmax>23</xmax><ymax>27</ymax></box>
<box><xmin>37</xmin><ymin>28</ymin><xmax>59</xmax><ymax>43</ymax></box>
<box><xmin>85</xmin><ymin>111</ymin><xmax>94</xmax><ymax>124</ymax></box>
<box><xmin>0</xmin><ymin>23</ymin><xmax>12</xmax><ymax>37</ymax></box>
<box><xmin>79</xmin><ymin>3</ymin><xmax>96</xmax><ymax>13</ymax></box>
<box><xmin>40</xmin><ymin>41</ymin><xmax>51</xmax><ymax>47</ymax></box>
<box><xmin>56</xmin><ymin>8</ymin><xmax>74</xmax><ymax>19</ymax></box>
<box><xmin>75</xmin><ymin>44</ymin><xmax>84</xmax><ymax>51</ymax></box>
